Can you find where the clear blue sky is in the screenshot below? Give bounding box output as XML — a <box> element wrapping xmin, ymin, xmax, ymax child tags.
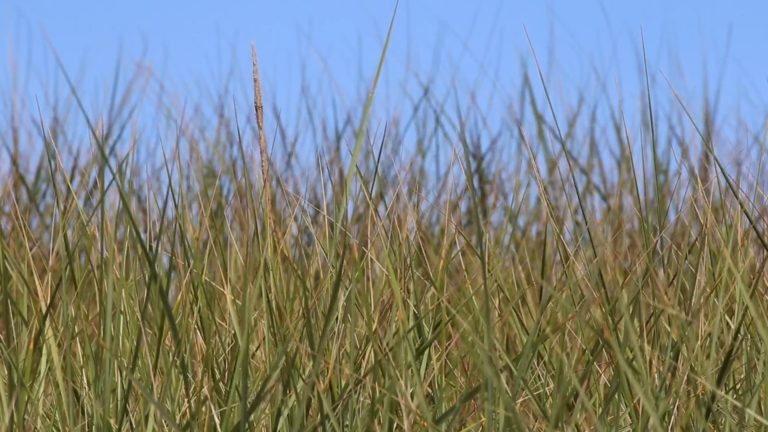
<box><xmin>3</xmin><ymin>1</ymin><xmax>767</xmax><ymax>128</ymax></box>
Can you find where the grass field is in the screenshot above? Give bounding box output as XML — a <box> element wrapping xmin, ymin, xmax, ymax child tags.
<box><xmin>3</xmin><ymin>21</ymin><xmax>768</xmax><ymax>430</ymax></box>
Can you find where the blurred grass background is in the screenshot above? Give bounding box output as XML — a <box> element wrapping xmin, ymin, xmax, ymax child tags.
<box><xmin>3</xmin><ymin>4</ymin><xmax>768</xmax><ymax>431</ymax></box>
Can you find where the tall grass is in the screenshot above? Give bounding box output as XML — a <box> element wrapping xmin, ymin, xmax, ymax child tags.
<box><xmin>3</xmin><ymin>24</ymin><xmax>768</xmax><ymax>431</ymax></box>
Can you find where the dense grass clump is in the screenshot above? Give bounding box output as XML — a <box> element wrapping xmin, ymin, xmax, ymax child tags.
<box><xmin>3</xmin><ymin>29</ymin><xmax>768</xmax><ymax>430</ymax></box>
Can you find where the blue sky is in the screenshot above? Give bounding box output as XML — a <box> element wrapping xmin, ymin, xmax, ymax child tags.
<box><xmin>3</xmin><ymin>1</ymin><xmax>767</xmax><ymax>129</ymax></box>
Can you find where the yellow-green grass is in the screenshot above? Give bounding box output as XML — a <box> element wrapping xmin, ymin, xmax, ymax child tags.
<box><xmin>2</xmin><ymin>23</ymin><xmax>768</xmax><ymax>431</ymax></box>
